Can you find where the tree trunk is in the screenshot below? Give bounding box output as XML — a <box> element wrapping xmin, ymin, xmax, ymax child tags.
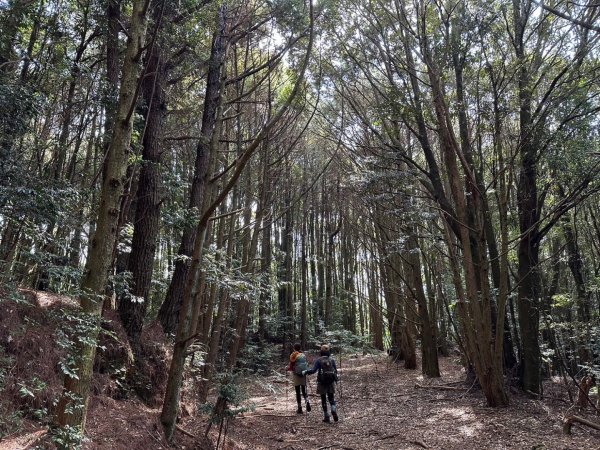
<box><xmin>418</xmin><ymin>7</ymin><xmax>508</xmax><ymax>405</ymax></box>
<box><xmin>119</xmin><ymin>4</ymin><xmax>169</xmax><ymax>352</ymax></box>
<box><xmin>368</xmin><ymin>258</ymin><xmax>384</xmax><ymax>350</ymax></box>
<box><xmin>158</xmin><ymin>6</ymin><xmax>228</xmax><ymax>334</ymax></box>
<box><xmin>258</xmin><ymin>143</ymin><xmax>272</xmax><ymax>341</ymax></box>
<box><xmin>512</xmin><ymin>0</ymin><xmax>543</xmax><ymax>397</ymax></box>
<box><xmin>55</xmin><ymin>0</ymin><xmax>148</xmax><ymax>434</ymax></box>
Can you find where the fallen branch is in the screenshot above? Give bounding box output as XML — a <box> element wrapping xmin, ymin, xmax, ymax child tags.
<box><xmin>373</xmin><ymin>434</ymin><xmax>428</xmax><ymax>449</ymax></box>
<box><xmin>316</xmin><ymin>445</ymin><xmax>356</xmax><ymax>450</ymax></box>
<box><xmin>563</xmin><ymin>415</ymin><xmax>600</xmax><ymax>435</ymax></box>
<box><xmin>175</xmin><ymin>425</ymin><xmax>197</xmax><ymax>439</ymax></box>
<box><xmin>415</xmin><ymin>383</ymin><xmax>466</xmax><ymax>391</ymax></box>
<box><xmin>525</xmin><ymin>389</ymin><xmax>542</xmax><ymax>399</ymax></box>
<box><xmin>239</xmin><ymin>414</ymin><xmax>298</xmax><ymax>418</ymax></box>
<box><xmin>374</xmin><ymin>433</ymin><xmax>401</xmax><ymax>441</ymax></box>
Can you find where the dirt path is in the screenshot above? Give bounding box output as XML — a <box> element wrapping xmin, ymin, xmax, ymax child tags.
<box><xmin>206</xmin><ymin>354</ymin><xmax>600</xmax><ymax>450</ymax></box>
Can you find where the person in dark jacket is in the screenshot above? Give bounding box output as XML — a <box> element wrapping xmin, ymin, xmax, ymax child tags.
<box><xmin>287</xmin><ymin>343</ymin><xmax>311</xmax><ymax>414</ymax></box>
<box><xmin>303</xmin><ymin>344</ymin><xmax>338</xmax><ymax>423</ymax></box>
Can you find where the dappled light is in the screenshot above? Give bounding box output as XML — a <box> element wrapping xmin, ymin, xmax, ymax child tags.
<box><xmin>1</xmin><ymin>0</ymin><xmax>600</xmax><ymax>447</ymax></box>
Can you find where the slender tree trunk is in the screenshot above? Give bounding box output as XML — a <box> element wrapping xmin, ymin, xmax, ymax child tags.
<box><xmin>405</xmin><ymin>231</ymin><xmax>440</xmax><ymax>377</ymax></box>
<box><xmin>368</xmin><ymin>257</ymin><xmax>384</xmax><ymax>350</ymax></box>
<box><xmin>51</xmin><ymin>11</ymin><xmax>91</xmax><ymax>181</ymax></box>
<box><xmin>258</xmin><ymin>143</ymin><xmax>272</xmax><ymax>341</ymax></box>
<box><xmin>316</xmin><ymin>188</ymin><xmax>325</xmax><ymax>330</ymax></box>
<box><xmin>199</xmin><ymin>198</ymin><xmax>237</xmax><ymax>403</ymax></box>
<box><xmin>300</xmin><ymin>214</ymin><xmax>308</xmax><ymax>349</ymax></box>
<box><xmin>309</xmin><ymin>201</ymin><xmax>319</xmax><ymax>335</ymax></box>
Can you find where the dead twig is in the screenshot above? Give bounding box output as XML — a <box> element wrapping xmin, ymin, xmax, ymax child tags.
<box><xmin>146</xmin><ymin>429</ymin><xmax>165</xmax><ymax>448</ymax></box>
<box><xmin>459</xmin><ymin>377</ymin><xmax>479</xmax><ymax>399</ymax></box>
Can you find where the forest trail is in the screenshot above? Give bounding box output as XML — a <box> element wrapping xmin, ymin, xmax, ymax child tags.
<box><xmin>0</xmin><ymin>293</ymin><xmax>598</xmax><ymax>450</ymax></box>
<box><xmin>0</xmin><ymin>295</ymin><xmax>600</xmax><ymax>450</ymax></box>
<box><xmin>1</xmin><ymin>347</ymin><xmax>600</xmax><ymax>449</ymax></box>
<box><xmin>207</xmin><ymin>354</ymin><xmax>599</xmax><ymax>450</ymax></box>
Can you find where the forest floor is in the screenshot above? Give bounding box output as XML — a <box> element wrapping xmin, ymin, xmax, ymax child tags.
<box><xmin>1</xmin><ymin>291</ymin><xmax>600</xmax><ymax>449</ymax></box>
<box><xmin>201</xmin><ymin>354</ymin><xmax>600</xmax><ymax>450</ymax></box>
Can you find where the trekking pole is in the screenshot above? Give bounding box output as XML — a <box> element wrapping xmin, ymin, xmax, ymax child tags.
<box><xmin>339</xmin><ymin>346</ymin><xmax>343</xmax><ymax>402</ymax></box>
<box><xmin>305</xmin><ymin>377</ymin><xmax>310</xmax><ymax>424</ymax></box>
<box><xmin>338</xmin><ymin>346</ymin><xmax>344</xmax><ymax>421</ymax></box>
<box><xmin>285</xmin><ymin>368</ymin><xmax>289</xmax><ymax>412</ymax></box>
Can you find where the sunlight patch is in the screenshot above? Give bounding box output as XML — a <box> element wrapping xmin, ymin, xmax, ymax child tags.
<box><xmin>458</xmin><ymin>422</ymin><xmax>483</xmax><ymax>437</ymax></box>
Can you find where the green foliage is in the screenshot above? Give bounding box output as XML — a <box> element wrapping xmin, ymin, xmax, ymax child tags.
<box><xmin>269</xmin><ymin>0</ymin><xmax>310</xmax><ymax>34</ymax></box>
<box><xmin>16</xmin><ymin>376</ymin><xmax>50</xmax><ymax>422</ymax></box>
<box><xmin>55</xmin><ymin>310</ymin><xmax>106</xmax><ymax>381</ymax></box>
<box><xmin>551</xmin><ymin>294</ymin><xmax>573</xmax><ymax>309</ymax></box>
<box><xmin>50</xmin><ymin>424</ymin><xmax>83</xmax><ymax>450</ymax></box>
<box><xmin>200</xmin><ymin>373</ymin><xmax>253</xmax><ymax>424</ymax></box>
<box><xmin>238</xmin><ymin>340</ymin><xmax>280</xmax><ymax>374</ymax></box>
<box><xmin>202</xmin><ymin>245</ymin><xmax>268</xmax><ymax>303</ymax></box>
<box><xmin>274</xmin><ymin>69</ymin><xmax>305</xmax><ymax>110</ymax></box>
<box><xmin>18</xmin><ymin>376</ymin><xmax>47</xmax><ymax>399</ymax></box>
<box><xmin>0</xmin><ymin>180</ymin><xmax>82</xmax><ymax>225</ymax></box>
<box><xmin>110</xmin><ymin>270</ymin><xmax>134</xmax><ymax>302</ymax></box>
<box><xmin>0</xmin><ymin>349</ymin><xmax>22</xmax><ymax>439</ymax></box>
<box><xmin>315</xmin><ymin>328</ymin><xmax>375</xmax><ymax>354</ymax></box>
<box><xmin>0</xmin><ymin>84</ymin><xmax>40</xmax><ymax>181</ymax></box>
<box><xmin>161</xmin><ymin>204</ymin><xmax>201</xmax><ymax>236</ymax></box>
<box><xmin>0</xmin><ymin>405</ymin><xmax>23</xmax><ymax>440</ymax></box>
<box><xmin>3</xmin><ymin>284</ymin><xmax>31</xmax><ymax>305</ymax></box>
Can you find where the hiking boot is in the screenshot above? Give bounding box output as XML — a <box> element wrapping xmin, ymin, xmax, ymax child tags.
<box><xmin>296</xmin><ymin>406</ymin><xmax>303</xmax><ymax>414</ymax></box>
<box><xmin>331</xmin><ymin>404</ymin><xmax>338</xmax><ymax>422</ymax></box>
<box><xmin>305</xmin><ymin>401</ymin><xmax>311</xmax><ymax>412</ymax></box>
<box><xmin>323</xmin><ymin>415</ymin><xmax>331</xmax><ymax>423</ymax></box>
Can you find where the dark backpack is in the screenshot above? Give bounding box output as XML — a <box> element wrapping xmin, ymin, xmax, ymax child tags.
<box><xmin>293</xmin><ymin>353</ymin><xmax>308</xmax><ymax>376</ymax></box>
<box><xmin>318</xmin><ymin>356</ymin><xmax>337</xmax><ymax>385</ymax></box>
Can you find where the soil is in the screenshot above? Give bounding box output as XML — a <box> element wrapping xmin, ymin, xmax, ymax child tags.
<box><xmin>1</xmin><ymin>291</ymin><xmax>600</xmax><ymax>450</ymax></box>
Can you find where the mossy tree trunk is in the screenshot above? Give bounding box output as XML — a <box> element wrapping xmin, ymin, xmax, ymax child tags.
<box><xmin>55</xmin><ymin>0</ymin><xmax>149</xmax><ymax>434</ymax></box>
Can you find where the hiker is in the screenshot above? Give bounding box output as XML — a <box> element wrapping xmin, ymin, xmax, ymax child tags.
<box><xmin>287</xmin><ymin>343</ymin><xmax>311</xmax><ymax>414</ymax></box>
<box><xmin>302</xmin><ymin>344</ymin><xmax>339</xmax><ymax>423</ymax></box>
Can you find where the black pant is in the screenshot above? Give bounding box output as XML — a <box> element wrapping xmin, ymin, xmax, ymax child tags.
<box><xmin>320</xmin><ymin>392</ymin><xmax>335</xmax><ymax>413</ymax></box>
<box><xmin>295</xmin><ymin>384</ymin><xmax>308</xmax><ymax>405</ymax></box>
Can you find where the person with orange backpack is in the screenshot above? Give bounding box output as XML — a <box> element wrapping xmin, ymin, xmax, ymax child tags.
<box><xmin>302</xmin><ymin>344</ymin><xmax>338</xmax><ymax>423</ymax></box>
<box><xmin>287</xmin><ymin>343</ymin><xmax>311</xmax><ymax>414</ymax></box>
